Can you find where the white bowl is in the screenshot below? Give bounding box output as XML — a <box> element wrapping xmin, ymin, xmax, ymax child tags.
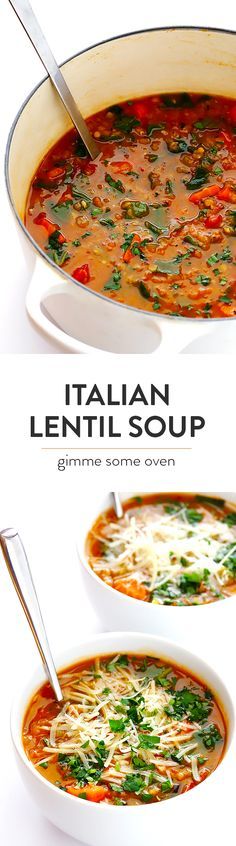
<box><xmin>77</xmin><ymin>492</ymin><xmax>236</xmax><ymax>649</ymax></box>
<box><xmin>11</xmin><ymin>632</ymin><xmax>235</xmax><ymax>846</ymax></box>
<box><xmin>5</xmin><ymin>27</ymin><xmax>236</xmax><ymax>354</ymax></box>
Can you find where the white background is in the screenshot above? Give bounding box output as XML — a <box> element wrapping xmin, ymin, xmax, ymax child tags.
<box><xmin>1</xmin><ymin>0</ymin><xmax>236</xmax><ymax>351</ymax></box>
<box><xmin>0</xmin><ymin>1</ymin><xmax>236</xmax><ymax>844</ymax></box>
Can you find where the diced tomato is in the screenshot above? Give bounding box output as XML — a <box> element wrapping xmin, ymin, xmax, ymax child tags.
<box><xmin>181</xmin><ymin>780</ymin><xmax>195</xmax><ymax>794</ymax></box>
<box><xmin>123</xmin><ymin>233</ymin><xmax>141</xmax><ymax>263</ymax></box>
<box><xmin>66</xmin><ymin>784</ymin><xmax>110</xmax><ymax>802</ymax></box>
<box><xmin>115</xmin><ymin>578</ymin><xmax>148</xmax><ymax>601</ymax></box>
<box><xmin>46</xmin><ymin>166</ymin><xmax>66</xmax><ymax>182</ymax></box>
<box><xmin>110</xmin><ymin>160</ymin><xmax>133</xmax><ymax>174</ymax></box>
<box><xmin>59</xmin><ymin>186</ymin><xmax>73</xmax><ymax>203</ymax></box>
<box><xmin>198</xmin><ymin>768</ymin><xmax>210</xmax><ymax>783</ymax></box>
<box><xmin>204</xmin><ymin>213</ymin><xmax>223</xmax><ymax>229</ymax></box>
<box><xmin>130</xmin><ymin>100</ymin><xmax>150</xmax><ymax>124</ymax></box>
<box><xmin>189</xmin><ymin>185</ymin><xmax>220</xmax><ymax>204</ymax></box>
<box><xmin>72</xmin><ymin>264</ymin><xmax>90</xmax><ymax>284</ymax></box>
<box><xmin>34</xmin><ymin>213</ymin><xmax>66</xmax><ymax>242</ymax></box>
<box><xmin>81</xmin><ymin>161</ymin><xmax>97</xmax><ymax>175</ymax></box>
<box><xmin>217</xmin><ymin>185</ymin><xmax>236</xmax><ymax>203</ymax></box>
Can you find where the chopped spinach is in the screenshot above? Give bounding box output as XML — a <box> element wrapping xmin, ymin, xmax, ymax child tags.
<box><xmin>105</xmin><ymin>173</ymin><xmax>125</xmax><ymax>193</ymax></box>
<box><xmin>165</xmin><ymin>688</ymin><xmax>212</xmax><ymax>723</ymax></box>
<box><xmin>197</xmin><ymin>723</ymin><xmax>222</xmax><ymax>750</ymax></box>
<box><xmin>114</xmin><ymin>115</ymin><xmax>140</xmax><ymax>134</ymax></box>
<box><xmin>122</xmin><ymin>774</ymin><xmax>145</xmax><ymax>793</ymax></box>
<box><xmin>139</xmin><ymin>734</ymin><xmax>160</xmax><ymax>749</ymax></box>
<box><xmin>185</xmin><ymin>167</ymin><xmax>209</xmax><ymax>190</ymax></box>
<box><xmin>104</xmin><ymin>268</ymin><xmax>122</xmax><ymax>291</ymax></box>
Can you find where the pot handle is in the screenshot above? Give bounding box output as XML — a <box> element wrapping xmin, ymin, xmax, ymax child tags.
<box><xmin>155</xmin><ymin>315</ymin><xmax>216</xmax><ymax>354</ymax></box>
<box><xmin>26</xmin><ymin>257</ymin><xmax>104</xmax><ymax>354</ymax></box>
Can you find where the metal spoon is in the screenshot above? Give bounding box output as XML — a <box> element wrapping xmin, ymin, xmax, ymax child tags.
<box><xmin>8</xmin><ymin>0</ymin><xmax>99</xmax><ymax>160</ymax></box>
<box><xmin>0</xmin><ymin>528</ymin><xmax>63</xmax><ymax>702</ymax></box>
<box><xmin>112</xmin><ymin>493</ymin><xmax>123</xmax><ymax>518</ymax></box>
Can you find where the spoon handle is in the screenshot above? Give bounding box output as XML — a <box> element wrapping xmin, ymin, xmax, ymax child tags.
<box><xmin>8</xmin><ymin>0</ymin><xmax>99</xmax><ymax>159</ymax></box>
<box><xmin>112</xmin><ymin>493</ymin><xmax>124</xmax><ymax>518</ymax></box>
<box><xmin>0</xmin><ymin>529</ymin><xmax>63</xmax><ymax>701</ymax></box>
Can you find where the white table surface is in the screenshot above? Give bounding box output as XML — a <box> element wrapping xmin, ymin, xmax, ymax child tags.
<box><xmin>1</xmin><ymin>0</ymin><xmax>236</xmax><ymax>352</ymax></box>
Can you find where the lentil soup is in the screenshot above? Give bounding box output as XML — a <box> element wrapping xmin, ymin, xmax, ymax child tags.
<box><xmin>87</xmin><ymin>494</ymin><xmax>236</xmax><ymax>605</ymax></box>
<box><xmin>23</xmin><ymin>653</ymin><xmax>226</xmax><ymax>804</ymax></box>
<box><xmin>25</xmin><ymin>93</ymin><xmax>236</xmax><ymax>318</ymax></box>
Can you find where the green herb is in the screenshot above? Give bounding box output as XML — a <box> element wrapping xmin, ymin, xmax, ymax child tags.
<box><xmin>184</xmin><ymin>235</ymin><xmax>202</xmax><ymax>248</ymax></box>
<box><xmin>167</xmin><ymin>137</ymin><xmax>188</xmax><ymax>153</ymax></box>
<box><xmin>222</xmin><ymin>513</ymin><xmax>236</xmax><ymax>527</ymax></box>
<box><xmin>139</xmin><ymin>734</ymin><xmax>160</xmax><ymax>749</ymax></box>
<box><xmin>219</xmin><ymin>294</ymin><xmax>232</xmax><ymax>304</ymax></box>
<box><xmin>194</xmin><ymin>118</ymin><xmax>218</xmax><ymax>130</ymax></box>
<box><xmin>116</xmin><ymin>655</ymin><xmax>129</xmax><ymax>666</ymax></box>
<box><xmin>58</xmin><ymin>749</ymin><xmax>106</xmax><ymax>786</ymax></box>
<box><xmin>161</xmin><ymin>778</ymin><xmax>172</xmax><ymax>793</ymax></box>
<box><xmin>161</xmin><ymin>93</ymin><xmax>193</xmax><ymax>108</ymax></box>
<box><xmin>185</xmin><ymin>167</ymin><xmax>209</xmax><ymax>190</ymax></box>
<box><xmin>164</xmin><ymin>501</ymin><xmax>181</xmax><ymax>514</ymax></box>
<box><xmin>131</xmin><ymin>753</ymin><xmax>148</xmax><ymax>769</ymax></box>
<box><xmin>179</xmin><ymin>570</ymin><xmax>209</xmax><ymax>594</ymax></box>
<box><xmin>72</xmin><ymin>238</ymin><xmax>81</xmax><ymax>247</ymax></box>
<box><xmin>197</xmin><ymin>723</ymin><xmax>222</xmax><ymax>749</ymax></box>
<box><xmin>124</xmin><ymin>201</ymin><xmax>149</xmax><ymax>219</ymax></box>
<box><xmin>215</xmin><ymin>543</ymin><xmax>236</xmax><ymax>575</ymax></box>
<box><xmin>120</xmin><ymin>693</ymin><xmax>144</xmax><ymax>725</ymax></box>
<box><xmin>184</xmin><ymin>508</ymin><xmax>204</xmax><ymax>524</ymax></box>
<box><xmin>109</xmin><ymin>718</ymin><xmax>127</xmax><ymax>732</ymax></box>
<box><xmin>147</xmin><ymin>123</ymin><xmax>165</xmax><ymax>135</ymax></box>
<box><xmin>72</xmin><ymin>187</ymin><xmax>91</xmax><ymax>202</ymax></box>
<box><xmin>39</xmin><ymin>761</ymin><xmax>48</xmax><ymax>769</ymax></box>
<box><xmin>145</xmin><ymin>221</ymin><xmax>164</xmax><ymax>235</ymax></box>
<box><xmin>51</xmin><ymin>199</ymin><xmax>73</xmax><ymax>219</ymax></box>
<box><xmin>46</xmin><ymin>230</ymin><xmax>70</xmax><ymax>266</ymax></box>
<box><xmin>144</xmin><ymin>664</ymin><xmax>174</xmax><ymax>689</ymax></box>
<box><xmin>196</xmin><ymin>495</ymin><xmax>225</xmax><ymax>507</ymax></box>
<box><xmin>114</xmin><ymin>797</ymin><xmax>126</xmax><ymax>805</ymax></box>
<box><xmin>139</xmin><ymin>281</ymin><xmax>150</xmax><ymax>299</ymax></box>
<box><xmin>165</xmin><ymin>688</ymin><xmax>212</xmax><ymax>723</ymax></box>
<box><xmin>105</xmin><ymin>173</ymin><xmax>125</xmax><ymax>193</ymax></box>
<box><xmin>104</xmin><ymin>268</ymin><xmax>122</xmax><ymax>292</ymax></box>
<box><xmin>99</xmin><ymin>218</ymin><xmax>116</xmax><ymax>227</ymax></box>
<box><xmin>75</xmin><ymin>138</ymin><xmax>88</xmax><ymax>157</ymax></box>
<box><xmin>114</xmin><ymin>115</ymin><xmax>140</xmax><ymax>134</ymax></box>
<box><xmin>165</xmin><ymin>179</ymin><xmax>174</xmax><ymax>195</ymax></box>
<box><xmin>122</xmin><ymin>774</ymin><xmax>145</xmax><ymax>793</ymax></box>
<box><xmin>195</xmin><ymin>274</ymin><xmax>211</xmax><ymax>286</ymax></box>
<box><xmin>207</xmin><ymin>247</ymin><xmax>232</xmax><ymax>266</ymax></box>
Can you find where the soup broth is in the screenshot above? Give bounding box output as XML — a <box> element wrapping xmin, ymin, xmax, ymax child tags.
<box><xmin>23</xmin><ymin>653</ymin><xmax>226</xmax><ymax>804</ymax></box>
<box><xmin>86</xmin><ymin>494</ymin><xmax>236</xmax><ymax>605</ymax></box>
<box><xmin>25</xmin><ymin>93</ymin><xmax>236</xmax><ymax>318</ymax></box>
